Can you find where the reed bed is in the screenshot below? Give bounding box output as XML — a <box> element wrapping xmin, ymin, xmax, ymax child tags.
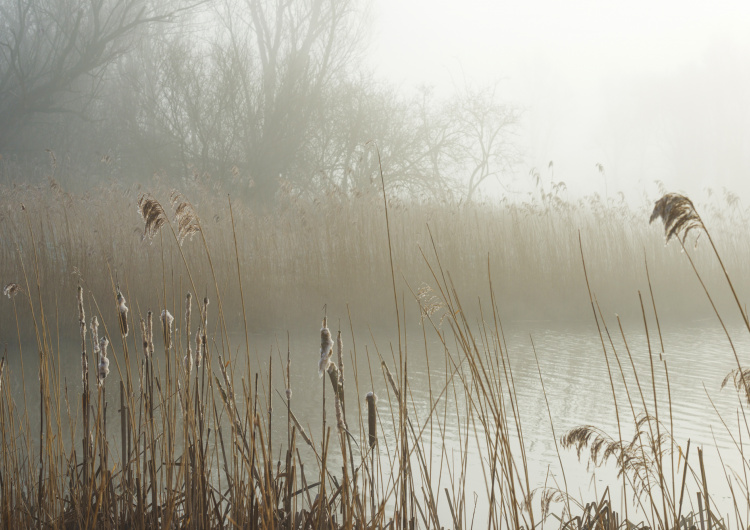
<box><xmin>1</xmin><ymin>180</ymin><xmax>749</xmax><ymax>342</ymax></box>
<box><xmin>0</xmin><ymin>181</ymin><xmax>750</xmax><ymax>528</ymax></box>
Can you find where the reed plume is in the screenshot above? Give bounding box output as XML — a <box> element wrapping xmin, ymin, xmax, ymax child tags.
<box><xmin>649</xmin><ymin>193</ymin><xmax>705</xmax><ymax>244</ymax></box>
<box><xmin>161</xmin><ymin>309</ymin><xmax>174</xmax><ymax>350</ymax></box>
<box><xmin>137</xmin><ymin>193</ymin><xmax>168</xmax><ymax>241</ymax></box>
<box><xmin>170</xmin><ymin>190</ymin><xmax>201</xmax><ymax>244</ymax></box>
<box><xmin>117</xmin><ymin>289</ymin><xmax>129</xmax><ymax>337</ymax></box>
<box><xmin>721</xmin><ymin>368</ymin><xmax>750</xmax><ymax>404</ymax></box>
<box><xmin>318</xmin><ymin>317</ymin><xmax>333</xmax><ymax>377</ymax></box>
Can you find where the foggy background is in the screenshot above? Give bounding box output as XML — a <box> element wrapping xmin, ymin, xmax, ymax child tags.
<box><xmin>371</xmin><ymin>0</ymin><xmax>750</xmax><ymax>203</ymax></box>
<box><xmin>2</xmin><ymin>0</ymin><xmax>749</xmax><ymax>204</ymax></box>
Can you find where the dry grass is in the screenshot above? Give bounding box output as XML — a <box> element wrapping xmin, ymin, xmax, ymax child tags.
<box><xmin>0</xmin><ymin>183</ymin><xmax>750</xmax><ymax>528</ymax></box>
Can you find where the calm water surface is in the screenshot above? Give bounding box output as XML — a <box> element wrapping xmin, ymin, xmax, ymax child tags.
<box><xmin>5</xmin><ymin>316</ymin><xmax>749</xmax><ymax>524</ymax></box>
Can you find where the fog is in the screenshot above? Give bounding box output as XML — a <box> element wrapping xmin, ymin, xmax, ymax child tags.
<box><xmin>371</xmin><ymin>0</ymin><xmax>750</xmax><ymax>202</ymax></box>
<box><xmin>4</xmin><ymin>3</ymin><xmax>750</xmax><ymax>527</ymax></box>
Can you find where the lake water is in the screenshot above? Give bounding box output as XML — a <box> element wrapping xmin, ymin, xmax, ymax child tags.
<box><xmin>4</xmin><ymin>314</ymin><xmax>749</xmax><ymax>526</ymax></box>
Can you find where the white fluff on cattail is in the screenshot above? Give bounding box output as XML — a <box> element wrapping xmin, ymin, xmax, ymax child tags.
<box><xmin>98</xmin><ymin>336</ymin><xmax>110</xmax><ymax>386</ymax></box>
<box><xmin>161</xmin><ymin>309</ymin><xmax>174</xmax><ymax>349</ymax></box>
<box><xmin>90</xmin><ymin>316</ymin><xmax>100</xmax><ymax>357</ymax></box>
<box><xmin>146</xmin><ymin>311</ymin><xmax>154</xmax><ymax>357</ymax></box>
<box><xmin>117</xmin><ymin>291</ymin><xmax>129</xmax><ymax>337</ymax></box>
<box><xmin>184</xmin><ymin>351</ymin><xmax>193</xmax><ymax>375</ymax></box>
<box><xmin>195</xmin><ymin>329</ymin><xmax>203</xmax><ymax>367</ymax></box>
<box><xmin>318</xmin><ymin>317</ymin><xmax>333</xmax><ymax>377</ymax></box>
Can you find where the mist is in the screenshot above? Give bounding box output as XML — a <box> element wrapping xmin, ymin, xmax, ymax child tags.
<box><xmin>2</xmin><ymin>1</ymin><xmax>750</xmax><ymax>528</ymax></box>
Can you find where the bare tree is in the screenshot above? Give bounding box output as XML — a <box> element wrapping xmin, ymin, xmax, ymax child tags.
<box><xmin>448</xmin><ymin>83</ymin><xmax>522</xmax><ymax>201</ymax></box>
<box><xmin>0</xmin><ymin>0</ymin><xmax>193</xmax><ymax>150</ymax></box>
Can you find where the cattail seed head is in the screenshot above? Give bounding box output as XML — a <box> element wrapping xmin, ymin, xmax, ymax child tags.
<box><xmin>140</xmin><ymin>317</ymin><xmax>148</xmax><ymax>358</ymax></box>
<box><xmin>81</xmin><ymin>351</ymin><xmax>88</xmax><ymax>389</ymax></box>
<box><xmin>185</xmin><ymin>293</ymin><xmax>192</xmax><ymax>355</ymax></box>
<box><xmin>382</xmin><ymin>362</ymin><xmax>400</xmax><ymax>400</ymax></box>
<box><xmin>195</xmin><ymin>329</ymin><xmax>203</xmax><ymax>367</ymax></box>
<box><xmin>184</xmin><ymin>351</ymin><xmax>193</xmax><ymax>375</ymax></box>
<box><xmin>117</xmin><ymin>291</ymin><xmax>129</xmax><ymax>337</ymax></box>
<box><xmin>90</xmin><ymin>316</ymin><xmax>100</xmax><ymax>356</ymax></box>
<box><xmin>77</xmin><ymin>286</ymin><xmax>86</xmax><ymax>339</ymax></box>
<box><xmin>334</xmin><ymin>388</ymin><xmax>346</xmax><ymax>432</ymax></box>
<box><xmin>318</xmin><ymin>317</ymin><xmax>333</xmax><ymax>377</ymax></box>
<box><xmin>285</xmin><ymin>358</ymin><xmax>292</xmax><ymax>400</ymax></box>
<box><xmin>336</xmin><ymin>330</ymin><xmax>344</xmax><ymax>386</ymax></box>
<box><xmin>146</xmin><ymin>311</ymin><xmax>154</xmax><ymax>357</ymax></box>
<box><xmin>98</xmin><ymin>336</ymin><xmax>110</xmax><ymax>386</ymax></box>
<box><xmin>161</xmin><ymin>309</ymin><xmax>174</xmax><ymax>350</ymax></box>
<box><xmin>366</xmin><ymin>392</ymin><xmax>378</xmax><ymax>449</ymax></box>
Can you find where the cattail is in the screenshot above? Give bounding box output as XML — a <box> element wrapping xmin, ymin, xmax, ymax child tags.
<box><xmin>184</xmin><ymin>349</ymin><xmax>193</xmax><ymax>375</ymax></box>
<box><xmin>140</xmin><ymin>317</ymin><xmax>148</xmax><ymax>358</ymax></box>
<box><xmin>318</xmin><ymin>317</ymin><xmax>333</xmax><ymax>377</ymax></box>
<box><xmin>98</xmin><ymin>337</ymin><xmax>110</xmax><ymax>386</ymax></box>
<box><xmin>117</xmin><ymin>290</ymin><xmax>129</xmax><ymax>337</ymax></box>
<box><xmin>90</xmin><ymin>317</ymin><xmax>100</xmax><ymax>355</ymax></box>
<box><xmin>78</xmin><ymin>287</ymin><xmax>86</xmax><ymax>342</ymax></box>
<box><xmin>184</xmin><ymin>293</ymin><xmax>193</xmax><ymax>375</ymax></box>
<box><xmin>201</xmin><ymin>297</ymin><xmax>209</xmax><ymax>350</ymax></box>
<box><xmin>195</xmin><ymin>329</ymin><xmax>203</xmax><ymax>368</ymax></box>
<box><xmin>146</xmin><ymin>311</ymin><xmax>154</xmax><ymax>357</ymax></box>
<box><xmin>327</xmin><ymin>363</ymin><xmax>346</xmax><ymax>430</ymax></box>
<box><xmin>78</xmin><ymin>287</ymin><xmax>87</xmax><ymax>388</ymax></box>
<box><xmin>161</xmin><ymin>309</ymin><xmax>174</xmax><ymax>350</ymax></box>
<box><xmin>366</xmin><ymin>392</ymin><xmax>378</xmax><ymax>449</ymax></box>
<box><xmin>285</xmin><ymin>358</ymin><xmax>292</xmax><ymax>400</ymax></box>
<box><xmin>334</xmin><ymin>384</ymin><xmax>346</xmax><ymax>432</ymax></box>
<box><xmin>336</xmin><ymin>330</ymin><xmax>344</xmax><ymax>386</ymax></box>
<box><xmin>382</xmin><ymin>361</ymin><xmax>400</xmax><ymax>400</ymax></box>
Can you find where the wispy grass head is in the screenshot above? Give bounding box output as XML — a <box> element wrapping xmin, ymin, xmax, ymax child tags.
<box><xmin>171</xmin><ymin>190</ymin><xmax>201</xmax><ymax>244</ymax></box>
<box><xmin>138</xmin><ymin>193</ymin><xmax>168</xmax><ymax>241</ymax></box>
<box><xmin>721</xmin><ymin>367</ymin><xmax>750</xmax><ymax>404</ymax></box>
<box><xmin>649</xmin><ymin>193</ymin><xmax>705</xmax><ymax>244</ymax></box>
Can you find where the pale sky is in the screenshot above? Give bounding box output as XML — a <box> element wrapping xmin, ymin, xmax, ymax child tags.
<box><xmin>367</xmin><ymin>0</ymin><xmax>750</xmax><ymax>203</ymax></box>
